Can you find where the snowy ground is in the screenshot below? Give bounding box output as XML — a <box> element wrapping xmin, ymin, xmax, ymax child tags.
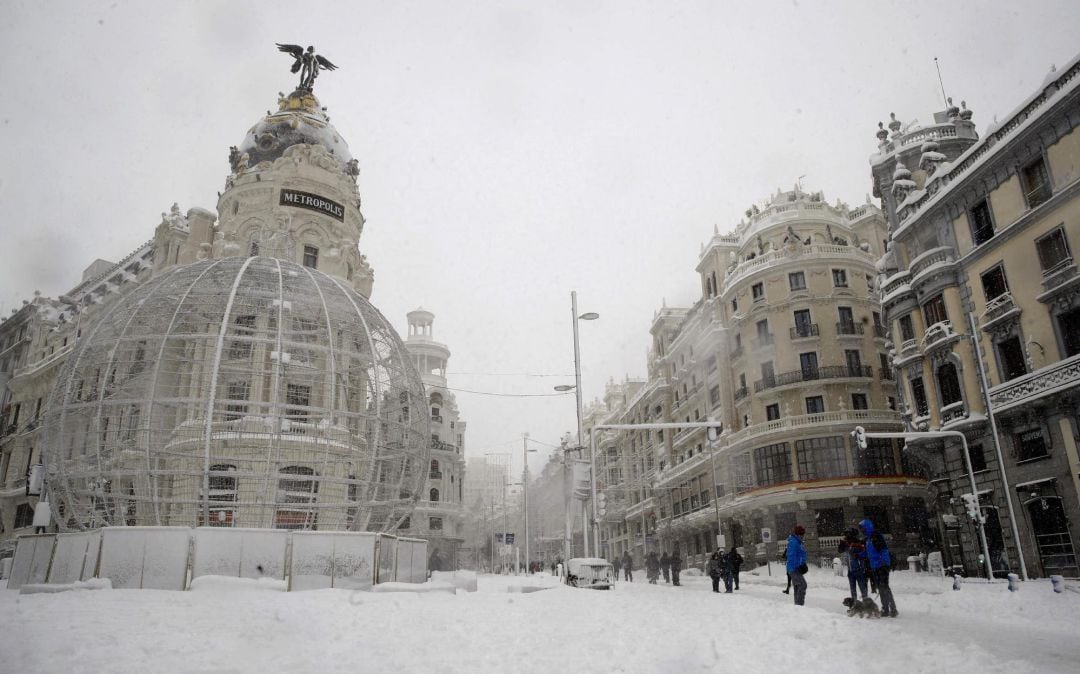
<box><xmin>2</xmin><ymin>566</ymin><xmax>1078</xmax><ymax>673</ymax></box>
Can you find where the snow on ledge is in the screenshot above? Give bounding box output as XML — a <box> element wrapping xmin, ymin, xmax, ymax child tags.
<box><xmin>18</xmin><ymin>578</ymin><xmax>113</xmax><ymax>595</ymax></box>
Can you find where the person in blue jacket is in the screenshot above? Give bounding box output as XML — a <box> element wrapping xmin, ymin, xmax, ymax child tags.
<box><xmin>859</xmin><ymin>518</ymin><xmax>898</xmax><ymax>617</ymax></box>
<box><xmin>786</xmin><ymin>524</ymin><xmax>808</xmax><ymax>605</ymax></box>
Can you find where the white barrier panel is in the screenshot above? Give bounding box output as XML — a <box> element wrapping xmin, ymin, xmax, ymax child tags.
<box><xmin>48</xmin><ymin>532</ymin><xmax>97</xmax><ymax>584</ymax></box>
<box><xmin>376</xmin><ymin>534</ymin><xmax>397</xmax><ymax>584</ymax></box>
<box><xmin>81</xmin><ymin>530</ymin><xmax>102</xmax><ymax>581</ymax></box>
<box><xmin>99</xmin><ymin>527</ymin><xmax>190</xmax><ymax>590</ymax></box>
<box><xmin>289</xmin><ymin>531</ymin><xmax>377</xmax><ymax>591</ymax></box>
<box><xmin>7</xmin><ymin>534</ymin><xmax>56</xmax><ymax>590</ymax></box>
<box><xmin>191</xmin><ymin>528</ymin><xmax>288</xmax><ymax>581</ymax></box>
<box><xmin>396</xmin><ymin>538</ymin><xmax>428</xmax><ymax>584</ymax></box>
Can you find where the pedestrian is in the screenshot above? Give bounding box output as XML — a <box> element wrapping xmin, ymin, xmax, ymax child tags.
<box><xmin>670</xmin><ymin>550</ymin><xmax>682</xmax><ymax>586</ymax></box>
<box><xmin>720</xmin><ymin>549</ymin><xmax>734</xmax><ymax>592</ymax></box>
<box><xmin>621</xmin><ymin>550</ymin><xmax>634</xmax><ymax>582</ymax></box>
<box><xmin>838</xmin><ymin>528</ymin><xmax>868</xmax><ymax>602</ymax></box>
<box><xmin>786</xmin><ymin>524</ymin><xmax>808</xmax><ymax>606</ymax></box>
<box><xmin>707</xmin><ymin>551</ymin><xmax>723</xmax><ymax>593</ymax></box>
<box><xmin>646</xmin><ymin>551</ymin><xmax>661</xmax><ymax>584</ymax></box>
<box><xmin>729</xmin><ymin>546</ymin><xmax>743</xmax><ymax>590</ymax></box>
<box><xmin>550</xmin><ymin>560</ymin><xmax>557</xmax><ymax>576</ymax></box>
<box><xmin>859</xmin><ymin>519</ymin><xmax>898</xmax><ymax>617</ymax></box>
<box><xmin>611</xmin><ymin>556</ymin><xmax>621</xmax><ymax>582</ymax></box>
<box><xmin>660</xmin><ymin>551</ymin><xmax>671</xmax><ymax>583</ymax></box>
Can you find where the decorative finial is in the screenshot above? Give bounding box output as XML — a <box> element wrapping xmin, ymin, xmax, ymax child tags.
<box><xmin>276</xmin><ymin>43</ymin><xmax>338</xmax><ymax>92</ymax></box>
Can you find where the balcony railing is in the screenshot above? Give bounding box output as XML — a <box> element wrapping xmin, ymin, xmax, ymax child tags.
<box><xmin>873</xmin><ymin>324</ymin><xmax>888</xmax><ymax>339</ymax></box>
<box><xmin>429</xmin><ymin>470</ymin><xmax>443</xmax><ymax>480</ymax></box>
<box><xmin>921</xmin><ymin>320</ymin><xmax>956</xmax><ymax>349</ymax></box>
<box><xmin>940</xmin><ymin>402</ymin><xmax>968</xmax><ymax>425</ymax></box>
<box><xmin>790</xmin><ymin>324</ymin><xmax>819</xmax><ymax>339</ymax></box>
<box><xmin>909</xmin><ymin>246</ymin><xmax>956</xmax><ymax>280</ymax></box>
<box><xmin>836</xmin><ymin>322</ymin><xmax>864</xmax><ymax>336</ymax></box>
<box><xmin>988</xmin><ymin>353</ymin><xmax>1080</xmax><ymax>413</ymax></box>
<box><xmin>733</xmin><ymin>386</ymin><xmax>749</xmax><ymax>402</ymax></box>
<box><xmin>754</xmin><ymin>365</ymin><xmax>873</xmax><ymax>392</ymax></box>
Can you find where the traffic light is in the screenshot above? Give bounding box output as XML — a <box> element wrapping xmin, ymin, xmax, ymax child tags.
<box><xmin>595</xmin><ymin>492</ymin><xmax>607</xmax><ymax>517</ymax></box>
<box><xmin>852</xmin><ymin>426</ymin><xmax>867</xmax><ymax>450</ymax></box>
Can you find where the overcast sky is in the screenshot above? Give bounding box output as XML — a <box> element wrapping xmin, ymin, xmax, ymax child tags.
<box><xmin>1</xmin><ymin>1</ymin><xmax>1077</xmax><ymax>476</ymax></box>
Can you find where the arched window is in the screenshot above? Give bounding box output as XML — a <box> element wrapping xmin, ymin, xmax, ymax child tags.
<box><xmin>430</xmin><ymin>392</ymin><xmax>444</xmax><ymax>406</ymax></box>
<box><xmin>937</xmin><ymin>362</ymin><xmax>963</xmax><ymax>407</ymax></box>
<box><xmin>429</xmin><ymin>488</ymin><xmax>440</xmax><ymax>502</ymax></box>
<box><xmin>430</xmin><ymin>459</ymin><xmax>440</xmax><ymax>478</ymax></box>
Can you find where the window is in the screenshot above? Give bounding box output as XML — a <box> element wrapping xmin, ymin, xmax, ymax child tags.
<box><xmin>766</xmin><ymin>403</ymin><xmax>780</xmax><ymax>421</ymax></box>
<box><xmin>302</xmin><ymin>245</ymin><xmax>319</xmax><ymax>269</ymax></box>
<box><xmin>910</xmin><ymin>377</ymin><xmax>929</xmax><ymax>416</ymax></box>
<box><xmin>1021</xmin><ymin>156</ymin><xmax>1051</xmax><ymax>208</ymax></box>
<box><xmin>898</xmin><ymin>315</ymin><xmax>915</xmax><ymax>342</ymax></box>
<box><xmin>205</xmin><ymin>464</ymin><xmax>238</xmax><ymax>527</ymax></box>
<box><xmin>816</xmin><ymin>507</ymin><xmax>846</xmax><ymax>536</ymax></box>
<box><xmin>429</xmin><ymin>488</ymin><xmax>440</xmax><ymax>502</ymax></box>
<box><xmin>969</xmin><ymin>444</ymin><xmax>987</xmax><ymax>472</ymax></box>
<box><xmin>996</xmin><ymin>336</ymin><xmax>1028</xmax><ymax>381</ymax></box>
<box><xmin>709</xmin><ymin>385</ymin><xmax>720</xmax><ymax>406</ymax></box>
<box><xmin>851</xmin><ymin>393</ymin><xmax>868</xmax><ymax>410</ymax></box>
<box><xmin>249</xmin><ymin>241</ymin><xmax>259</xmax><ymax>257</ymax></box>
<box><xmin>224</xmin><ymin>381</ymin><xmax>249</xmax><ymax>421</ymax></box>
<box><xmin>832</xmin><ymin>268</ymin><xmax>848</xmax><ymax>287</ymax></box>
<box><xmin>981</xmin><ymin>265</ymin><xmax>1009</xmax><ymax>302</ymax></box>
<box><xmin>754</xmin><ymin>442</ymin><xmax>792</xmax><ymax>487</ymax></box>
<box><xmin>879</xmin><ymin>353</ymin><xmax>892</xmax><ymax>379</ymax></box>
<box><xmin>731</xmin><ymin>297</ymin><xmax>738</xmax><ymax>312</ymax></box>
<box><xmin>969</xmin><ymin>199</ymin><xmax>995</xmax><ymax>245</ymax></box>
<box><xmin>228</xmin><ymin>315</ymin><xmax>256</xmax><ymax>360</ymax></box>
<box><xmin>707</xmin><ymin>355</ymin><xmax>717</xmax><ymax>372</ymax></box>
<box><xmin>792</xmin><ymin>309</ymin><xmax>813</xmax><ymax>337</ymax></box>
<box><xmin>756</xmin><ymin>319</ymin><xmax>770</xmax><ymax>344</ymax></box>
<box><xmin>923</xmin><ymin>294</ymin><xmax>948</xmax><ymax>327</ymax></box>
<box><xmin>430</xmin><ymin>459</ymin><xmax>441</xmax><ymax>478</ymax></box>
<box><xmin>759</xmin><ymin>362</ymin><xmax>773</xmax><ymax>387</ymax></box>
<box><xmin>752</xmin><ymin>283</ymin><xmax>765</xmax><ymax>301</ymax></box>
<box><xmin>285</xmin><ymin>384</ymin><xmax>311</xmax><ymax>421</ymax></box>
<box><xmin>1059</xmin><ymin>306</ymin><xmax>1080</xmax><ymax>358</ymax></box>
<box><xmin>730</xmin><ymin>453</ymin><xmax>754</xmax><ymax>494</ymax></box>
<box><xmin>1036</xmin><ymin>227</ymin><xmax>1071</xmax><ymax>275</ymax></box>
<box><xmin>837</xmin><ymin>306</ymin><xmax>856</xmax><ymax>334</ymax></box>
<box><xmin>857</xmin><ymin>439</ymin><xmax>895</xmax><ymax>476</ymax></box>
<box><xmin>429</xmin><ymin>517</ymin><xmax>443</xmax><ymax>531</ymax></box>
<box><xmin>788</xmin><ymin>272</ymin><xmax>806</xmax><ymax>291</ymax></box>
<box><xmin>937</xmin><ymin>362</ymin><xmax>963</xmax><ymax>407</ymax></box>
<box><xmin>1015</xmin><ymin>429</ymin><xmax>1048</xmax><ymax>462</ymax></box>
<box><xmin>14</xmin><ymin>503</ymin><xmax>34</xmax><ymax>529</ymax></box>
<box><xmin>398</xmin><ymin>517</ymin><xmax>411</xmax><ymax>530</ymax></box>
<box><xmin>799</xmin><ymin>352</ymin><xmax>818</xmax><ymax>379</ymax></box>
<box><xmin>275</xmin><ymin>466</ymin><xmax>318</xmax><ymax>530</ymax></box>
<box><xmin>845</xmin><ymin>350</ymin><xmax>862</xmax><ymax>375</ymax></box>
<box><xmin>805</xmin><ymin>396</ymin><xmax>824</xmax><ymax>414</ymax></box>
<box><xmin>796</xmin><ymin>437</ymin><xmax>846</xmax><ymax>480</ymax></box>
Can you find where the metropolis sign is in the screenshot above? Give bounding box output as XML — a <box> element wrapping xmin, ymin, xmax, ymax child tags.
<box><xmin>279</xmin><ymin>188</ymin><xmax>345</xmax><ymax>222</ymax></box>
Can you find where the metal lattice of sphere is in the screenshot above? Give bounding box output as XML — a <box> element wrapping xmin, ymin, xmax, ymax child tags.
<box><xmin>41</xmin><ymin>257</ymin><xmax>429</xmax><ymax>533</ymax></box>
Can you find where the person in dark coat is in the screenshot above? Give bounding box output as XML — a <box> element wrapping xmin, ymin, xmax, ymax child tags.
<box><xmin>670</xmin><ymin>551</ymin><xmax>683</xmax><ymax>586</ymax></box>
<box><xmin>707</xmin><ymin>551</ymin><xmax>723</xmax><ymax>592</ymax></box>
<box><xmin>645</xmin><ymin>551</ymin><xmax>661</xmax><ymax>584</ymax></box>
<box><xmin>611</xmin><ymin>557</ymin><xmax>620</xmax><ymax>582</ymax></box>
<box><xmin>660</xmin><ymin>552</ymin><xmax>671</xmax><ymax>583</ymax></box>
<box><xmin>621</xmin><ymin>551</ymin><xmax>634</xmax><ymax>582</ymax></box>
<box><xmin>728</xmin><ymin>546</ymin><xmax>743</xmax><ymax>590</ymax></box>
<box><xmin>838</xmin><ymin>528</ymin><xmax>868</xmax><ymax>601</ymax></box>
<box><xmin>786</xmin><ymin>524</ymin><xmax>808</xmax><ymax>606</ymax></box>
<box><xmin>860</xmin><ymin>519</ymin><xmax>898</xmax><ymax>617</ymax></box>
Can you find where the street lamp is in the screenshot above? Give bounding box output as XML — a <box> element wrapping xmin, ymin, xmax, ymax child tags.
<box><xmin>522</xmin><ymin>434</ymin><xmax>538</xmax><ymax>573</ymax></box>
<box><xmin>555</xmin><ymin>291</ymin><xmax>599</xmax><ymax>558</ymax></box>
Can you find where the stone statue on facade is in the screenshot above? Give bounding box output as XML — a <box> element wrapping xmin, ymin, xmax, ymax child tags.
<box><xmin>276</xmin><ymin>43</ymin><xmax>338</xmax><ymax>92</ymax></box>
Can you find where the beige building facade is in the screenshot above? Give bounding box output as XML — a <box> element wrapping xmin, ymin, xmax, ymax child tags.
<box><xmin>875</xmin><ymin>54</ymin><xmax>1080</xmax><ymax>577</ymax></box>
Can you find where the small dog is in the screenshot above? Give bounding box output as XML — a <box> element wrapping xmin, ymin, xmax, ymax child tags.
<box><xmin>842</xmin><ymin>596</ymin><xmax>882</xmax><ymax>618</ymax></box>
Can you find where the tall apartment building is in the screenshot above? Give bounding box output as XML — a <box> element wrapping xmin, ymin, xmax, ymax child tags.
<box><xmin>875</xmin><ymin>54</ymin><xmax>1080</xmax><ymax>577</ymax></box>
<box><xmin>589</xmin><ymin>188</ymin><xmax>930</xmax><ymax>572</ymax></box>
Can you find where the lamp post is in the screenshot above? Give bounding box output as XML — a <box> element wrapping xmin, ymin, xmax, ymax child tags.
<box><xmin>523</xmin><ymin>433</ymin><xmax>537</xmax><ymax>573</ymax></box>
<box><xmin>555</xmin><ymin>290</ymin><xmax>598</xmax><ymax>558</ymax></box>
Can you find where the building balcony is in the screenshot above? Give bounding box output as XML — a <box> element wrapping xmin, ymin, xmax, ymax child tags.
<box><xmin>1036</xmin><ymin>259</ymin><xmax>1079</xmax><ymax>304</ymax></box>
<box><xmin>431</xmin><ymin>415</ymin><xmax>443</xmax><ymax>424</ymax></box>
<box><xmin>836</xmin><ymin>321</ymin><xmax>864</xmax><ymax>337</ymax></box>
<box><xmin>733</xmin><ymin>386</ymin><xmax>749</xmax><ymax>402</ymax></box>
<box><xmin>429</xmin><ymin>470</ymin><xmax>443</xmax><ymax>480</ymax></box>
<box><xmin>921</xmin><ymin>320</ymin><xmax>961</xmax><ymax>353</ymax></box>
<box><xmin>790</xmin><ymin>324</ymin><xmax>819</xmax><ymax>340</ymax></box>
<box><xmin>431</xmin><ymin>439</ymin><xmax>458</xmax><ymax>454</ymax></box>
<box><xmin>908</xmin><ymin>246</ymin><xmax>957</xmax><ymax>286</ymax></box>
<box><xmin>988</xmin><ymin>353</ymin><xmax>1080</xmax><ymax>414</ymax></box>
<box><xmin>881</xmin><ymin>271</ymin><xmax>913</xmax><ymax>306</ymax></box>
<box><xmin>723</xmin><ymin>409</ymin><xmax>902</xmax><ymax>449</ymax></box>
<box><xmin>724</xmin><ymin>243</ymin><xmax>877</xmax><ymax>291</ymax></box>
<box><xmin>753</xmin><ymin>365</ymin><xmax>873</xmax><ymax>393</ymax></box>
<box><xmin>873</xmin><ymin>325</ymin><xmax>888</xmax><ymax>340</ymax></box>
<box><xmin>981</xmin><ymin>293</ymin><xmax>1021</xmax><ymax>332</ymax></box>
<box><xmin>939</xmin><ymin>401</ymin><xmax>968</xmax><ymax>426</ymax></box>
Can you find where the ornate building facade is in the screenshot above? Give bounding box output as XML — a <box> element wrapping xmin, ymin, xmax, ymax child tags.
<box><xmin>875</xmin><ymin>54</ymin><xmax>1080</xmax><ymax>577</ymax></box>
<box><xmin>590</xmin><ymin>188</ymin><xmax>930</xmax><ymax>571</ymax></box>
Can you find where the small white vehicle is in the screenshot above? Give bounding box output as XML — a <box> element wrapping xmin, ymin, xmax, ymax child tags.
<box><xmin>565</xmin><ymin>557</ymin><xmax>613</xmax><ymax>590</ymax></box>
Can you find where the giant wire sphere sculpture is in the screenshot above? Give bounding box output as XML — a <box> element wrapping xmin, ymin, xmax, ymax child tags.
<box><xmin>41</xmin><ymin>256</ymin><xmax>430</xmax><ymax>533</ymax></box>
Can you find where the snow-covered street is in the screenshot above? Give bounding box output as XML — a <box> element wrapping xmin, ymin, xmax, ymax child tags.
<box><xmin>2</xmin><ymin>567</ymin><xmax>1077</xmax><ymax>674</ymax></box>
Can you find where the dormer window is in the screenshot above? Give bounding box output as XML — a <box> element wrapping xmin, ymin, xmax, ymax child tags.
<box><xmin>303</xmin><ymin>245</ymin><xmax>319</xmax><ymax>269</ymax></box>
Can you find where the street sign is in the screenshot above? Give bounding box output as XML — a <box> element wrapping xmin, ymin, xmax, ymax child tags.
<box><xmin>716</xmin><ymin>533</ymin><xmax>726</xmax><ymax>550</ymax></box>
<box><xmin>761</xmin><ymin>527</ymin><xmax>772</xmax><ymax>543</ymax></box>
<box><xmin>505</xmin><ymin>533</ymin><xmax>515</xmax><ymax>544</ymax></box>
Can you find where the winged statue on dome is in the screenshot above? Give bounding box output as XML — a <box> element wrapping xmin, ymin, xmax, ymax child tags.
<box><xmin>276</xmin><ymin>43</ymin><xmax>338</xmax><ymax>91</ymax></box>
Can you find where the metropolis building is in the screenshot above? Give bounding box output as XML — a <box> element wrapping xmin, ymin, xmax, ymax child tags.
<box><xmin>0</xmin><ymin>59</ymin><xmax>464</xmax><ymax>558</ymax></box>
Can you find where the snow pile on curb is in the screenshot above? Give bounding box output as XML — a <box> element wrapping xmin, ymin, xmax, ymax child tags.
<box><xmin>371</xmin><ymin>581</ymin><xmax>455</xmax><ymax>594</ymax></box>
<box><xmin>431</xmin><ymin>570</ymin><xmax>478</xmax><ymax>592</ymax></box>
<box><xmin>188</xmin><ymin>575</ymin><xmax>287</xmax><ymax>593</ymax></box>
<box><xmin>18</xmin><ymin>578</ymin><xmax>112</xmax><ymax>595</ymax></box>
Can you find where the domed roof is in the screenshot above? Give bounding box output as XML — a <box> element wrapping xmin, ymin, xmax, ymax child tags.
<box><xmin>42</xmin><ymin>256</ymin><xmax>429</xmax><ymax>533</ymax></box>
<box><xmin>237</xmin><ymin>90</ymin><xmax>353</xmax><ymax>169</ymax></box>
